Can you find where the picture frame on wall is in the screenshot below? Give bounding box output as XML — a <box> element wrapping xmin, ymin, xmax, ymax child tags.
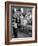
<box><xmin>5</xmin><ymin>1</ymin><xmax>37</xmax><ymax>45</ymax></box>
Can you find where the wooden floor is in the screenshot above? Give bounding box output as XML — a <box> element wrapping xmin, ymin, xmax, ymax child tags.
<box><xmin>11</xmin><ymin>25</ymin><xmax>32</xmax><ymax>38</ymax></box>
<box><xmin>17</xmin><ymin>29</ymin><xmax>32</xmax><ymax>38</ymax></box>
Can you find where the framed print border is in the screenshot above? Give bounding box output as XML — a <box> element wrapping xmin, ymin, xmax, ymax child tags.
<box><xmin>5</xmin><ymin>1</ymin><xmax>37</xmax><ymax>45</ymax></box>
